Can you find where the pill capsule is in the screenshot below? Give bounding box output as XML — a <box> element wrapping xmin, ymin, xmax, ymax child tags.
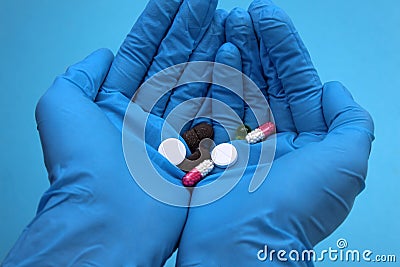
<box><xmin>182</xmin><ymin>159</ymin><xmax>214</xmax><ymax>187</ymax></box>
<box><xmin>245</xmin><ymin>122</ymin><xmax>276</xmax><ymax>144</ymax></box>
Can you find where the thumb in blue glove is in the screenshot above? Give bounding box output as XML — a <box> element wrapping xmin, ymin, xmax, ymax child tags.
<box><xmin>3</xmin><ymin>48</ymin><xmax>189</xmax><ymax>266</ymax></box>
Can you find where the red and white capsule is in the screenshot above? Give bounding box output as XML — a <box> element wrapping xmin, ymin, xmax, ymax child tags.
<box><xmin>245</xmin><ymin>122</ymin><xmax>276</xmax><ymax>144</ymax></box>
<box><xmin>182</xmin><ymin>159</ymin><xmax>214</xmax><ymax>187</ymax></box>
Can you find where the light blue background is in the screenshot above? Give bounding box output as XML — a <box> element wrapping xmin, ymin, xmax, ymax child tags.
<box><xmin>1</xmin><ymin>0</ymin><xmax>399</xmax><ymax>266</ymax></box>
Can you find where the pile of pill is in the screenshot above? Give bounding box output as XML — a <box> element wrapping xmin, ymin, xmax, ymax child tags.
<box><xmin>158</xmin><ymin>122</ymin><xmax>276</xmax><ymax>187</ymax></box>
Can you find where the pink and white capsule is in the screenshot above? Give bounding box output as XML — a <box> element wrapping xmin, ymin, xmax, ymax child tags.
<box><xmin>246</xmin><ymin>122</ymin><xmax>276</xmax><ymax>144</ymax></box>
<box><xmin>182</xmin><ymin>160</ymin><xmax>214</xmax><ymax>187</ymax></box>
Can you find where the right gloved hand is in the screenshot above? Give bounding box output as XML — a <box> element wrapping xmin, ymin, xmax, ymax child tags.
<box><xmin>177</xmin><ymin>2</ymin><xmax>375</xmax><ymax>266</ymax></box>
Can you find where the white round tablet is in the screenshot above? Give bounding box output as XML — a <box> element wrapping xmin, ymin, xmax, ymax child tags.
<box><xmin>211</xmin><ymin>143</ymin><xmax>238</xmax><ymax>168</ymax></box>
<box><xmin>158</xmin><ymin>138</ymin><xmax>187</xmax><ymax>166</ymax></box>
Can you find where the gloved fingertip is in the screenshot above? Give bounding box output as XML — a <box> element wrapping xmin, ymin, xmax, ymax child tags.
<box><xmin>248</xmin><ymin>1</ymin><xmax>270</xmax><ymax>38</ymax></box>
<box><xmin>36</xmin><ymin>49</ymin><xmax>115</xmax><ymax>125</ymax></box>
<box><xmin>63</xmin><ymin>48</ymin><xmax>114</xmax><ymax>100</ymax></box>
<box><xmin>226</xmin><ymin>7</ymin><xmax>252</xmax><ymax>31</ymax></box>
<box><xmin>248</xmin><ymin>0</ymin><xmax>275</xmax><ymax>14</ymax></box>
<box><xmin>231</xmin><ymin>6</ymin><xmax>247</xmax><ymax>13</ymax></box>
<box><xmin>325</xmin><ymin>81</ymin><xmax>354</xmax><ymax>100</ymax></box>
<box><xmin>322</xmin><ymin>82</ymin><xmax>354</xmax><ymax>128</ymax></box>
<box><xmin>186</xmin><ymin>0</ymin><xmax>219</xmax><ymax>27</ymax></box>
<box><xmin>248</xmin><ymin>0</ymin><xmax>291</xmax><ymax>34</ymax></box>
<box><xmin>90</xmin><ymin>48</ymin><xmax>115</xmax><ymax>64</ymax></box>
<box><xmin>219</xmin><ymin>42</ymin><xmax>240</xmax><ymax>52</ymax></box>
<box><xmin>215</xmin><ymin>8</ymin><xmax>229</xmax><ymax>21</ymax></box>
<box><xmin>212</xmin><ymin>43</ymin><xmax>245</xmax><ymax>142</ymax></box>
<box><xmin>322</xmin><ymin>82</ymin><xmax>374</xmax><ymax>135</ymax></box>
<box><xmin>228</xmin><ymin>7</ymin><xmax>250</xmax><ymax>21</ymax></box>
<box><xmin>78</xmin><ymin>48</ymin><xmax>114</xmax><ymax>74</ymax></box>
<box><xmin>215</xmin><ymin>43</ymin><xmax>241</xmax><ymax>69</ymax></box>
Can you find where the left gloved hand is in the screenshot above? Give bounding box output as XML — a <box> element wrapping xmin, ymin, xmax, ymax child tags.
<box><xmin>2</xmin><ymin>0</ymin><xmax>222</xmax><ymax>266</ymax></box>
<box><xmin>177</xmin><ymin>1</ymin><xmax>375</xmax><ymax>266</ymax></box>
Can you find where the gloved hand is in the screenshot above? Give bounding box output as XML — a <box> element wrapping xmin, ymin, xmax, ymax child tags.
<box><xmin>2</xmin><ymin>0</ymin><xmax>222</xmax><ymax>266</ymax></box>
<box><xmin>177</xmin><ymin>1</ymin><xmax>375</xmax><ymax>266</ymax></box>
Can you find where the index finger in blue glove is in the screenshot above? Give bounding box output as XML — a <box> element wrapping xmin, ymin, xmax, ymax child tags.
<box><xmin>259</xmin><ymin>40</ymin><xmax>297</xmax><ymax>133</ymax></box>
<box><xmin>227</xmin><ymin>7</ymin><xmax>296</xmax><ymax>133</ymax></box>
<box><xmin>225</xmin><ymin>8</ymin><xmax>268</xmax><ymax>130</ymax></box>
<box><xmin>135</xmin><ymin>0</ymin><xmax>218</xmax><ymax>116</ymax></box>
<box><xmin>249</xmin><ymin>0</ymin><xmax>327</xmax><ymax>133</ymax></box>
<box><xmin>101</xmin><ymin>0</ymin><xmax>183</xmax><ymax>99</ymax></box>
<box><xmin>211</xmin><ymin>43</ymin><xmax>245</xmax><ymax>145</ymax></box>
<box><xmin>162</xmin><ymin>9</ymin><xmax>228</xmax><ymax>133</ymax></box>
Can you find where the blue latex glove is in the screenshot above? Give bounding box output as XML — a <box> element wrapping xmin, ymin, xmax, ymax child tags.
<box><xmin>2</xmin><ymin>0</ymin><xmax>220</xmax><ymax>265</ymax></box>
<box><xmin>177</xmin><ymin>1</ymin><xmax>374</xmax><ymax>266</ymax></box>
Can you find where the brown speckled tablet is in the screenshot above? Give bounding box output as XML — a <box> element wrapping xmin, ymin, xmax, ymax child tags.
<box><xmin>182</xmin><ymin>129</ymin><xmax>200</xmax><ymax>152</ymax></box>
<box><xmin>182</xmin><ymin>123</ymin><xmax>213</xmax><ymax>152</ymax></box>
<box><xmin>193</xmin><ymin>123</ymin><xmax>214</xmax><ymax>140</ymax></box>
